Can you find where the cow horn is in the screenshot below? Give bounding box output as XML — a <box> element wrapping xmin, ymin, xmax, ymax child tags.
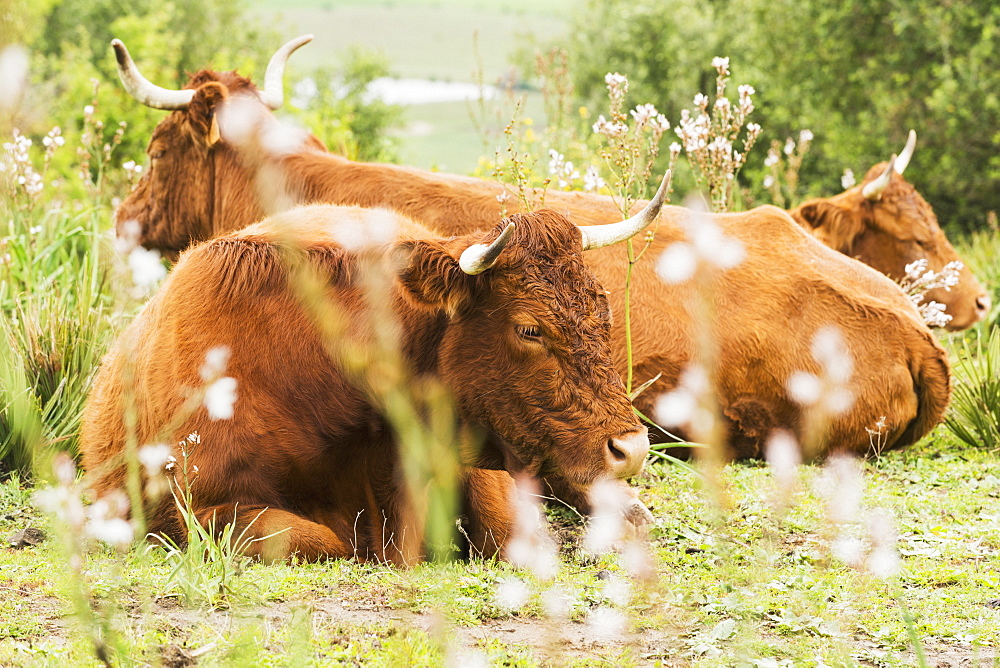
<box><xmin>894</xmin><ymin>129</ymin><xmax>916</xmax><ymax>176</ymax></box>
<box><xmin>459</xmin><ymin>222</ymin><xmax>516</xmax><ymax>275</ymax></box>
<box><xmin>862</xmin><ymin>154</ymin><xmax>897</xmax><ymax>201</ymax></box>
<box><xmin>111</xmin><ymin>39</ymin><xmax>195</xmax><ymax>110</ymax></box>
<box><xmin>258</xmin><ymin>35</ymin><xmax>313</xmax><ymax>110</ymax></box>
<box><xmin>579</xmin><ymin>169</ymin><xmax>671</xmax><ymax>251</ymax></box>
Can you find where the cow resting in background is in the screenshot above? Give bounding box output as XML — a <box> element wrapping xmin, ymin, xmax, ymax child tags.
<box><xmin>109</xmin><ymin>36</ymin><xmax>952</xmax><ymax>460</ymax></box>
<box><xmin>788</xmin><ymin>130</ymin><xmax>991</xmax><ymax>330</ymax></box>
<box><xmin>81</xmin><ymin>193</ymin><xmax>668</xmax><ymax>562</ymax></box>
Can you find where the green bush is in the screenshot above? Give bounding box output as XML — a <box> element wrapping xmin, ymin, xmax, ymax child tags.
<box><xmin>945</xmin><ymin>327</ymin><xmax>1000</xmax><ymax>450</ymax></box>
<box><xmin>557</xmin><ymin>0</ymin><xmax>1000</xmax><ymax>229</ymax></box>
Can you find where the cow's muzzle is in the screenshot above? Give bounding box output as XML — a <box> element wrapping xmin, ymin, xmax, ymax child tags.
<box><xmin>606</xmin><ymin>428</ymin><xmax>650</xmax><ymax>478</ymax></box>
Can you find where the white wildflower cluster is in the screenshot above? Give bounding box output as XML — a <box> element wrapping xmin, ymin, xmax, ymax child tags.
<box><xmin>115</xmin><ymin>219</ymin><xmax>166</xmax><ymax>295</ymax></box>
<box><xmin>590</xmin><ymin>71</ymin><xmax>676</xmax><ymax>215</ymax></box>
<box><xmin>583</xmin><ymin>480</ymin><xmax>655</xmax><ymax>580</ymax></box>
<box><xmin>841</xmin><ymin>168</ymin><xmax>856</xmax><ymax>190</ymax></box>
<box><xmin>654</xmin><ymin>364</ymin><xmax>712</xmax><ymax>429</ymax></box>
<box><xmin>654</xmin><ymin>207</ymin><xmax>745</xmax><ymax>285</ymax></box>
<box><xmin>503</xmin><ymin>477</ymin><xmax>559</xmax><ymax>580</ymax></box>
<box><xmin>34</xmin><ymin>453</ymin><xmax>135</xmax><ymax>550</ymax></box>
<box><xmin>202</xmin><ymin>346</ymin><xmax>238</xmax><ymax>420</ymax></box>
<box><xmin>762</xmin><ymin>130</ymin><xmax>813</xmax><ymax>208</ymax></box>
<box><xmin>815</xmin><ymin>454</ymin><xmax>900</xmax><ymax>578</ymax></box>
<box><xmin>122</xmin><ymin>159</ymin><xmax>143</xmax><ymax>183</ymax></box>
<box><xmin>582</xmin><ymin>165</ymin><xmax>605</xmax><ymax>192</ymax></box>
<box><xmin>546</xmin><ymin>149</ymin><xmax>580</xmax><ymax>189</ymax></box>
<box><xmin>2</xmin><ymin>129</ymin><xmax>44</xmax><ymax>200</ymax></box>
<box><xmin>765</xmin><ymin>429</ymin><xmax>802</xmax><ymax>509</ymax></box>
<box><xmin>786</xmin><ymin>325</ymin><xmax>854</xmax><ymax>416</ymax></box>
<box><xmin>899</xmin><ymin>258</ymin><xmax>962</xmax><ymax>328</ymax></box>
<box><xmin>674</xmin><ymin>57</ymin><xmax>761</xmax><ymax>212</ymax></box>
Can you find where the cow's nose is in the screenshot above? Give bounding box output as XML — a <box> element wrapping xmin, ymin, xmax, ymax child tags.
<box><xmin>975</xmin><ymin>293</ymin><xmax>991</xmax><ymax>320</ymax></box>
<box><xmin>606</xmin><ymin>428</ymin><xmax>650</xmax><ymax>478</ymax></box>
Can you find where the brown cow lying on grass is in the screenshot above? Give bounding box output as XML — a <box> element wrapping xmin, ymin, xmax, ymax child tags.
<box><xmin>788</xmin><ymin>130</ymin><xmax>991</xmax><ymax>331</ymax></box>
<box><xmin>80</xmin><ymin>197</ymin><xmax>668</xmax><ymax>563</ymax></box>
<box><xmin>109</xmin><ymin>36</ymin><xmax>952</xmax><ymax>459</ymax></box>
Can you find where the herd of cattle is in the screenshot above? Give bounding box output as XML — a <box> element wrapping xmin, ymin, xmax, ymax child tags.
<box><xmin>79</xmin><ymin>36</ymin><xmax>991</xmax><ymax>563</ymax></box>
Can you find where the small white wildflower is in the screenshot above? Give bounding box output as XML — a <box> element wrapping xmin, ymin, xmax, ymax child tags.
<box><xmin>28</xmin><ymin>225</ymin><xmax>41</xmax><ymax>235</ymax></box>
<box><xmin>738</xmin><ymin>84</ymin><xmax>755</xmax><ymax>98</ymax></box>
<box><xmin>504</xmin><ymin>477</ymin><xmax>559</xmax><ymax>579</ymax></box>
<box><xmin>831</xmin><ymin>534</ymin><xmax>864</xmax><ymax>566</ymax></box>
<box><xmin>711</xmin><ymin>56</ymin><xmax>730</xmax><ymax>73</ymax></box>
<box><xmin>128</xmin><ymin>246</ymin><xmax>166</xmax><ymax>287</ymax></box>
<box><xmin>494</xmin><ymin>576</ymin><xmax>531</xmax><ymax>611</ymax></box>
<box><xmin>841</xmin><ymin>168</ymin><xmax>856</xmax><ymax>190</ymax></box>
<box><xmin>655</xmin><ymin>242</ymin><xmax>697</xmax><ymax>284</ymax></box>
<box><xmin>583</xmin><ymin>165</ymin><xmax>605</xmax><ymax>192</ymax></box>
<box><xmin>630</xmin><ymin>103</ymin><xmax>659</xmax><ymax>126</ymax></box>
<box><xmin>604</xmin><ymin>72</ymin><xmax>627</xmax><ymax>89</ymax></box>
<box><xmin>816</xmin><ymin>454</ymin><xmax>864</xmax><ymax>525</ymax></box>
<box><xmin>165</xmin><ymin>455</ymin><xmax>177</xmax><ymax>472</ymax></box>
<box><xmin>799</xmin><ymin>129</ymin><xmax>814</xmax><ymax>143</ymax></box>
<box><xmin>83</xmin><ymin>104</ymin><xmax>94</xmax><ymax>116</ymax></box>
<box><xmin>693</xmin><ymin>93</ymin><xmax>708</xmax><ymax>108</ymax></box>
<box><xmin>764</xmin><ymin>152</ymin><xmax>779</xmax><ymax>168</ymax></box>
<box><xmin>541</xmin><ymin>586</ymin><xmax>573</xmax><ymax>619</ymax></box>
<box><xmin>866</xmin><ymin>511</ymin><xmax>900</xmax><ymax>578</ymax></box>
<box><xmin>587</xmin><ymin>606</ymin><xmax>627</xmax><ymax>641</ymax></box>
<box><xmin>137</xmin><ymin>443</ymin><xmax>172</xmax><ymax>477</ymax></box>
<box><xmin>86</xmin><ymin>490</ymin><xmax>134</xmax><ymax>547</ymax></box>
<box><xmin>655</xmin><ymin>386</ymin><xmax>696</xmax><ymax>426</ymax></box>
<box><xmin>205</xmin><ymin>376</ymin><xmax>237</xmax><ymax>420</ymax></box>
<box><xmin>200</xmin><ymin>346</ymin><xmax>230</xmax><ymax>381</ymax></box>
<box><xmin>783</xmin><ymin>138</ymin><xmax>795</xmax><ymax>155</ymax></box>
<box><xmin>787</xmin><ymin>371</ymin><xmax>821</xmax><ymax>406</ymax></box>
<box><xmin>763</xmin><ymin>175</ymin><xmax>775</xmax><ymax>189</ymax></box>
<box><xmin>601</xmin><ymin>573</ymin><xmax>632</xmax><ymax>607</ymax></box>
<box><xmin>583</xmin><ymin>479</ymin><xmax>631</xmax><ymax>554</ymax></box>
<box><xmin>765</xmin><ymin>430</ymin><xmax>801</xmax><ymax>489</ymax></box>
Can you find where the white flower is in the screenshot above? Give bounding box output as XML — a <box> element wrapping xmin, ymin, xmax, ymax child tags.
<box><xmin>738</xmin><ymin>84</ymin><xmax>755</xmax><ymax>98</ymax></box>
<box><xmin>494</xmin><ymin>576</ymin><xmax>531</xmax><ymax>611</ymax></box>
<box><xmin>655</xmin><ymin>242</ymin><xmax>697</xmax><ymax>285</ymax></box>
<box><xmin>711</xmin><ymin>56</ymin><xmax>730</xmax><ymax>73</ymax></box>
<box><xmin>816</xmin><ymin>454</ymin><xmax>864</xmax><ymax>525</ymax></box>
<box><xmin>841</xmin><ymin>168</ymin><xmax>856</xmax><ymax>189</ymax></box>
<box><xmin>765</xmin><ymin>430</ymin><xmax>801</xmax><ymax>488</ymax></box>
<box><xmin>764</xmin><ymin>151</ymin><xmax>779</xmax><ymax>168</ymax></box>
<box><xmin>787</xmin><ymin>371</ymin><xmax>821</xmax><ymax>406</ymax></box>
<box><xmin>583</xmin><ymin>165</ymin><xmax>605</xmax><ymax>192</ymax></box>
<box><xmin>205</xmin><ymin>376</ymin><xmax>237</xmax><ymax>420</ymax></box>
<box><xmin>586</xmin><ymin>606</ymin><xmax>627</xmax><ymax>641</ymax></box>
<box><xmin>541</xmin><ymin>586</ymin><xmax>573</xmax><ymax>619</ymax></box>
<box><xmin>83</xmin><ymin>105</ymin><xmax>94</xmax><ymax>116</ymax></box>
<box><xmin>630</xmin><ymin>103</ymin><xmax>659</xmax><ymax>126</ymax></box>
<box><xmin>128</xmin><ymin>246</ymin><xmax>166</xmax><ymax>288</ymax></box>
<box><xmin>693</xmin><ymin>93</ymin><xmax>708</xmax><ymax>108</ymax></box>
<box><xmin>763</xmin><ymin>175</ymin><xmax>775</xmax><ymax>189</ymax></box>
<box><xmin>86</xmin><ymin>491</ymin><xmax>133</xmax><ymax>547</ymax></box>
<box><xmin>783</xmin><ymin>138</ymin><xmax>795</xmax><ymax>155</ymax></box>
<box><xmin>799</xmin><ymin>129</ymin><xmax>814</xmax><ymax>142</ymax></box>
<box><xmin>604</xmin><ymin>72</ymin><xmax>627</xmax><ymax>89</ymax></box>
<box><xmin>201</xmin><ymin>346</ymin><xmax>231</xmax><ymax>381</ymax></box>
<box><xmin>583</xmin><ymin>479</ymin><xmax>630</xmax><ymax>554</ymax></box>
<box><xmin>137</xmin><ymin>443</ymin><xmax>172</xmax><ymax>477</ymax></box>
<box><xmin>503</xmin><ymin>477</ymin><xmax>559</xmax><ymax>579</ymax></box>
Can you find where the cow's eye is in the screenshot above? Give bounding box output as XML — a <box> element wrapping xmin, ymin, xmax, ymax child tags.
<box><xmin>149</xmin><ymin>150</ymin><xmax>165</xmax><ymax>160</ymax></box>
<box><xmin>516</xmin><ymin>324</ymin><xmax>543</xmax><ymax>343</ymax></box>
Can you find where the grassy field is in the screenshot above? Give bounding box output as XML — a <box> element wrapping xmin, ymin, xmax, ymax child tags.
<box><xmin>0</xmin><ymin>147</ymin><xmax>998</xmax><ymax>663</ymax></box>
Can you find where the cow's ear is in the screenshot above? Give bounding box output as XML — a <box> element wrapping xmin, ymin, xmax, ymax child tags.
<box><xmin>395</xmin><ymin>240</ymin><xmax>473</xmax><ymax>316</ymax></box>
<box><xmin>186</xmin><ymin>82</ymin><xmax>229</xmax><ymax>147</ymax></box>
<box><xmin>795</xmin><ymin>199</ymin><xmax>863</xmax><ymax>253</ymax></box>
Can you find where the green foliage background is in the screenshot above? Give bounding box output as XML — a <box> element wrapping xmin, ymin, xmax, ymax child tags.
<box><xmin>560</xmin><ymin>0</ymin><xmax>1000</xmax><ymax>231</ymax></box>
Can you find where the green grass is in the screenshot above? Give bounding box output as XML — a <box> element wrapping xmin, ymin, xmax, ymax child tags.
<box><xmin>4</xmin><ymin>429</ymin><xmax>1000</xmax><ymax>664</ymax></box>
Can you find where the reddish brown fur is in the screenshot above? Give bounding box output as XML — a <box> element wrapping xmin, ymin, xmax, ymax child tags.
<box><xmin>788</xmin><ymin>163</ymin><xmax>989</xmax><ymax>330</ymax></box>
<box><xmin>81</xmin><ymin>205</ymin><xmax>647</xmax><ymax>562</ymax></box>
<box><xmin>115</xmin><ymin>69</ymin><xmax>953</xmax><ymax>458</ymax></box>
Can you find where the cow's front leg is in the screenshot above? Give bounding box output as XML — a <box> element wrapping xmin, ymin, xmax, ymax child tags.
<box><xmin>460</xmin><ymin>468</ymin><xmax>515</xmax><ymax>559</ymax></box>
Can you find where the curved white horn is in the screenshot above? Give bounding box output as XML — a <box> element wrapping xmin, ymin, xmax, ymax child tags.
<box><xmin>862</xmin><ymin>154</ymin><xmax>897</xmax><ymax>201</ymax></box>
<box><xmin>111</xmin><ymin>39</ymin><xmax>195</xmax><ymax>110</ymax></box>
<box><xmin>579</xmin><ymin>169</ymin><xmax>671</xmax><ymax>251</ymax></box>
<box><xmin>894</xmin><ymin>129</ymin><xmax>916</xmax><ymax>176</ymax></box>
<box><xmin>258</xmin><ymin>35</ymin><xmax>313</xmax><ymax>110</ymax></box>
<box><xmin>459</xmin><ymin>222</ymin><xmax>515</xmax><ymax>275</ymax></box>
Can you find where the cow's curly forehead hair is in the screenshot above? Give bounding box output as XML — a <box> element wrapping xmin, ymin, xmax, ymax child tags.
<box><xmin>473</xmin><ymin>209</ymin><xmax>615</xmax><ymax>349</ymax></box>
<box><xmin>184</xmin><ymin>69</ymin><xmax>259</xmax><ymax>96</ymax></box>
